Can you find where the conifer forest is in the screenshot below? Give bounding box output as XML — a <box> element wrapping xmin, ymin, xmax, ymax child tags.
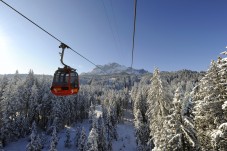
<box><xmin>0</xmin><ymin>52</ymin><xmax>226</xmax><ymax>151</ymax></box>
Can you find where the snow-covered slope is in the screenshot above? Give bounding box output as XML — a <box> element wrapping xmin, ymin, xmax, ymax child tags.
<box><xmin>4</xmin><ymin>105</ymin><xmax>136</xmax><ymax>151</ymax></box>
<box><xmin>81</xmin><ymin>62</ymin><xmax>148</xmax><ymax>75</ymax></box>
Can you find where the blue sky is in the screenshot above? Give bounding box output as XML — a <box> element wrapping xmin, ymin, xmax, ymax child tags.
<box><xmin>0</xmin><ymin>0</ymin><xmax>227</xmax><ymax>75</ymax></box>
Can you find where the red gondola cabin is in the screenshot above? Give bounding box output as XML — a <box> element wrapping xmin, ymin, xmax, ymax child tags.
<box><xmin>51</xmin><ymin>66</ymin><xmax>79</xmax><ymax>96</ymax></box>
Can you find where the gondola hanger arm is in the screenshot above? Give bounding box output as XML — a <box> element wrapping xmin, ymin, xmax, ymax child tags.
<box><xmin>59</xmin><ymin>43</ymin><xmax>70</xmax><ymax>67</ymax></box>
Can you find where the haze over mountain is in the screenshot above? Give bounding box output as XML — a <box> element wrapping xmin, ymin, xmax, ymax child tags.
<box><xmin>81</xmin><ymin>62</ymin><xmax>149</xmax><ymax>75</ymax></box>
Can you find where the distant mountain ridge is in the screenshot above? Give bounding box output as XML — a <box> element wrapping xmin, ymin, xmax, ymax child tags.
<box><xmin>81</xmin><ymin>62</ymin><xmax>149</xmax><ymax>75</ymax></box>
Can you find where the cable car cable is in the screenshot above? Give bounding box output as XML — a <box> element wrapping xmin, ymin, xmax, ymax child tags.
<box><xmin>128</xmin><ymin>0</ymin><xmax>137</xmax><ymax>90</ymax></box>
<box><xmin>0</xmin><ymin>0</ymin><xmax>108</xmax><ymax>75</ymax></box>
<box><xmin>131</xmin><ymin>0</ymin><xmax>137</xmax><ymax>70</ymax></box>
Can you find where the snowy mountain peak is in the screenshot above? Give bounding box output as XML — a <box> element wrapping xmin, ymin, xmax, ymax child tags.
<box><xmin>82</xmin><ymin>62</ymin><xmax>148</xmax><ymax>75</ymax></box>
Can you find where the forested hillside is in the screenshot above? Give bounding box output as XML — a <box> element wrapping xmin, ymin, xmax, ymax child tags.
<box><xmin>0</xmin><ymin>52</ymin><xmax>226</xmax><ymax>151</ymax></box>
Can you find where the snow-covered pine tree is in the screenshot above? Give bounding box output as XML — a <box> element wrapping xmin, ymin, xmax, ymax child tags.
<box><xmin>104</xmin><ymin>107</ymin><xmax>113</xmax><ymax>150</ymax></box>
<box><xmin>105</xmin><ymin>110</ymin><xmax>113</xmax><ymax>143</ymax></box>
<box><xmin>97</xmin><ymin>116</ymin><xmax>107</xmax><ymax>151</ymax></box>
<box><xmin>102</xmin><ymin>105</ymin><xmax>108</xmax><ymax>123</ymax></box>
<box><xmin>193</xmin><ymin>56</ymin><xmax>226</xmax><ymax>150</ymax></box>
<box><xmin>185</xmin><ymin>81</ymin><xmax>194</xmax><ymax>94</ymax></box>
<box><xmin>13</xmin><ymin>76</ymin><xmax>29</xmax><ymax>138</ymax></box>
<box><xmin>0</xmin><ymin>71</ymin><xmax>26</xmax><ymax>140</ymax></box>
<box><xmin>133</xmin><ymin>89</ymin><xmax>147</xmax><ymax>122</ymax></box>
<box><xmin>26</xmin><ymin>121</ymin><xmax>42</xmax><ymax>151</ymax></box>
<box><xmin>134</xmin><ymin>109</ymin><xmax>149</xmax><ymax>150</ymax></box>
<box><xmin>70</xmin><ymin>95</ymin><xmax>79</xmax><ymax>122</ymax></box>
<box><xmin>24</xmin><ymin>70</ymin><xmax>36</xmax><ymax>119</ymax></box>
<box><xmin>62</xmin><ymin>97</ymin><xmax>69</xmax><ymax>123</ymax></box>
<box><xmin>0</xmin><ymin>75</ymin><xmax>9</xmax><ymax>100</ymax></box>
<box><xmin>90</xmin><ymin>95</ymin><xmax>96</xmax><ymax>107</ymax></box>
<box><xmin>64</xmin><ymin>129</ymin><xmax>72</xmax><ymax>148</ymax></box>
<box><xmin>218</xmin><ymin>52</ymin><xmax>227</xmax><ymax>91</ymax></box>
<box><xmin>63</xmin><ymin>97</ymin><xmax>72</xmax><ymax>124</ymax></box>
<box><xmin>92</xmin><ymin>115</ymin><xmax>97</xmax><ymax>130</ymax></box>
<box><xmin>218</xmin><ymin>52</ymin><xmax>227</xmax><ymax>120</ymax></box>
<box><xmin>74</xmin><ymin>126</ymin><xmax>81</xmax><ymax>147</ymax></box>
<box><xmin>210</xmin><ymin>52</ymin><xmax>227</xmax><ymax>150</ymax></box>
<box><xmin>38</xmin><ymin>76</ymin><xmax>52</xmax><ymax>130</ymax></box>
<box><xmin>28</xmin><ymin>84</ymin><xmax>39</xmax><ymax>124</ymax></box>
<box><xmin>166</xmin><ymin>86</ymin><xmax>198</xmax><ymax>150</ymax></box>
<box><xmin>49</xmin><ymin>126</ymin><xmax>58</xmax><ymax>151</ymax></box>
<box><xmin>78</xmin><ymin>92</ymin><xmax>90</xmax><ymax>121</ymax></box>
<box><xmin>87</xmin><ymin>128</ymin><xmax>98</xmax><ymax>151</ymax></box>
<box><xmin>113</xmin><ymin>93</ymin><xmax>124</xmax><ymax>123</ymax></box>
<box><xmin>47</xmin><ymin>98</ymin><xmax>63</xmax><ymax>133</ymax></box>
<box><xmin>78</xmin><ymin>127</ymin><xmax>87</xmax><ymax>151</ymax></box>
<box><xmin>89</xmin><ymin>100</ymin><xmax>95</xmax><ymax>117</ymax></box>
<box><xmin>121</xmin><ymin>88</ymin><xmax>130</xmax><ymax>110</ymax></box>
<box><xmin>0</xmin><ymin>75</ymin><xmax>9</xmax><ymax>146</ymax></box>
<box><xmin>211</xmin><ymin>123</ymin><xmax>227</xmax><ymax>150</ymax></box>
<box><xmin>137</xmin><ymin>139</ymin><xmax>146</xmax><ymax>151</ymax></box>
<box><xmin>107</xmin><ymin>140</ymin><xmax>112</xmax><ymax>151</ymax></box>
<box><xmin>89</xmin><ymin>102</ymin><xmax>96</xmax><ymax>130</ymax></box>
<box><xmin>131</xmin><ymin>82</ymin><xmax>139</xmax><ymax>103</ymax></box>
<box><xmin>0</xmin><ymin>71</ymin><xmax>23</xmax><ymax>142</ymax></box>
<box><xmin>0</xmin><ymin>103</ymin><xmax>12</xmax><ymax>146</ymax></box>
<box><xmin>146</xmin><ymin>68</ymin><xmax>171</xmax><ymax>150</ymax></box>
<box><xmin>108</xmin><ymin>106</ymin><xmax>118</xmax><ymax>140</ymax></box>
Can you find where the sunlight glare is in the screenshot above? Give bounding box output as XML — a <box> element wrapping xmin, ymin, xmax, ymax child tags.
<box><xmin>0</xmin><ymin>29</ymin><xmax>15</xmax><ymax>74</ymax></box>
